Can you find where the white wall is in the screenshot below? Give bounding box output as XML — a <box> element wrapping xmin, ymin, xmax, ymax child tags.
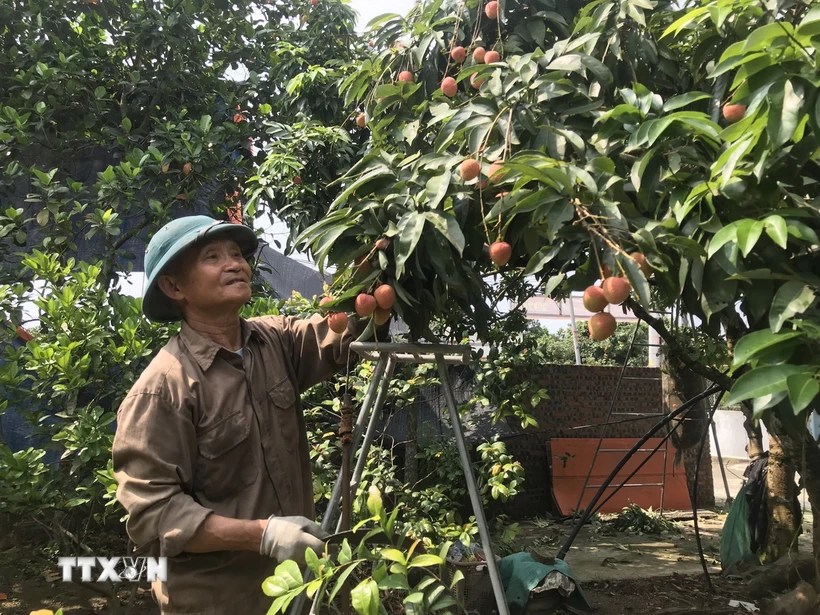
<box><xmin>710</xmin><ymin>409</ymin><xmax>770</xmax><ymax>459</ymax></box>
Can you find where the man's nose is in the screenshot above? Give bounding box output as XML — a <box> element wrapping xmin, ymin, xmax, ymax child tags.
<box><xmin>223</xmin><ymin>255</ymin><xmax>242</xmax><ymax>271</ymax></box>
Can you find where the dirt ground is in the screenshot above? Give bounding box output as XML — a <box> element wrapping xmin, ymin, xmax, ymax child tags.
<box><xmin>1</xmin><ymin>508</ymin><xmax>812</xmax><ymax>614</ymax></box>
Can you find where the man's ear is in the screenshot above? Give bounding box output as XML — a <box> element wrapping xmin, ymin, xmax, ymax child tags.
<box><xmin>157</xmin><ymin>274</ymin><xmax>185</xmax><ymax>301</ymax></box>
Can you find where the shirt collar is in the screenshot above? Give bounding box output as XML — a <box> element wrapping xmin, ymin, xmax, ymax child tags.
<box><xmin>179</xmin><ymin>319</ymin><xmax>262</xmax><ymax>371</ymax></box>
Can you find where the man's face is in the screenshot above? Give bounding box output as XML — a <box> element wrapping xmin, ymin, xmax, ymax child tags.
<box><xmin>158</xmin><ymin>238</ymin><xmax>252</xmax><ymax>317</ymax></box>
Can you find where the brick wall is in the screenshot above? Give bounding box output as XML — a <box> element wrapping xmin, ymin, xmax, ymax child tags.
<box><xmin>493</xmin><ymin>364</ymin><xmax>714</xmax><ymax>518</ymax></box>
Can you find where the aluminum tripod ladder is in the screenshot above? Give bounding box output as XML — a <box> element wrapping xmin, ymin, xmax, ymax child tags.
<box><xmin>288</xmin><ymin>342</ymin><xmax>510</xmax><ymax>615</ymax></box>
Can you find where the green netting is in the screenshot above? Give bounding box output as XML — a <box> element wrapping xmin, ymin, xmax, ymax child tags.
<box><xmin>720</xmin><ymin>483</ymin><xmax>753</xmax><ymax>573</ymax></box>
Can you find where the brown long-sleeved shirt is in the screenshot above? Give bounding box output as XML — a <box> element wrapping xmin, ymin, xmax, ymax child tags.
<box><xmin>112</xmin><ymin>315</ymin><xmax>357</xmax><ymax>614</ymax></box>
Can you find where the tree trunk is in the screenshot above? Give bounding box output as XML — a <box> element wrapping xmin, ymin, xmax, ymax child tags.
<box><xmin>742</xmin><ymin>404</ymin><xmax>765</xmax><ymax>459</ymax></box>
<box><xmin>404</xmin><ymin>404</ymin><xmax>418</xmax><ymax>486</ymax></box>
<box><xmin>761</xmin><ymin>432</ymin><xmax>801</xmax><ymax>562</ymax></box>
<box><xmin>661</xmin><ymin>356</ymin><xmax>714</xmax><ymax>506</ymax></box>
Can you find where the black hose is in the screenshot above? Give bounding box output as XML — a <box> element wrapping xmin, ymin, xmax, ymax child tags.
<box><xmin>556</xmin><ymin>383</ymin><xmax>723</xmax><ymax>560</ymax></box>
<box><xmin>590</xmin><ymin>404</ymin><xmax>704</xmax><ymax>516</ymax></box>
<box><xmin>690</xmin><ymin>394</ymin><xmax>722</xmax><ymax>593</ymax></box>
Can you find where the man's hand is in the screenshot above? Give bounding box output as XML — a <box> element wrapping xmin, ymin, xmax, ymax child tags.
<box><xmin>259</xmin><ymin>515</ymin><xmax>329</xmax><ymax>565</ymax></box>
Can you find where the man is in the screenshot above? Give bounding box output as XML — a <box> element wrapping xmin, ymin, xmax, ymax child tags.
<box><xmin>113</xmin><ymin>216</ymin><xmax>363</xmax><ymax>614</ymax></box>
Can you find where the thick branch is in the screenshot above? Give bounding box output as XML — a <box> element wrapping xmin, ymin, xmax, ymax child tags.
<box><xmin>626</xmin><ymin>298</ymin><xmax>733</xmax><ymax>389</ymax></box>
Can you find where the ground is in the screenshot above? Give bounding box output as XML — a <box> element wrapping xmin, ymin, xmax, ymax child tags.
<box><xmin>0</xmin><ymin>460</ymin><xmax>810</xmax><ymax>614</ymax></box>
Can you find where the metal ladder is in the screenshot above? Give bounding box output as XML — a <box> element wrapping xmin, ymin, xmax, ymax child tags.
<box><xmin>571</xmin><ymin>315</ymin><xmax>671</xmax><ymax>516</ymax></box>
<box><xmin>288</xmin><ymin>342</ymin><xmax>511</xmax><ymax>615</ymax></box>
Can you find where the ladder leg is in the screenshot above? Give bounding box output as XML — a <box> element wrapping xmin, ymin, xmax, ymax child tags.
<box><xmin>289</xmin><ymin>353</ymin><xmax>392</xmax><ymax>615</ymax></box>
<box><xmin>321</xmin><ymin>353</ymin><xmax>390</xmax><ymax>532</ymax></box>
<box><xmin>711</xmin><ymin>413</ymin><xmax>733</xmax><ymax>506</ymax></box>
<box><xmin>436</xmin><ymin>356</ymin><xmax>510</xmax><ymax>615</ymax></box>
<box><xmin>346</xmin><ymin>355</ymin><xmax>397</xmax><ymax>512</ymax></box>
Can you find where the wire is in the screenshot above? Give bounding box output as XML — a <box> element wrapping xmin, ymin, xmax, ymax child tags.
<box><xmin>691</xmin><ymin>394</ymin><xmax>723</xmax><ymax>593</ymax></box>
<box><xmin>556</xmin><ymin>383</ymin><xmax>723</xmax><ymax>561</ymax></box>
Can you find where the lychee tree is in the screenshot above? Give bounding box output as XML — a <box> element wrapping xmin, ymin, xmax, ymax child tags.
<box><xmin>254</xmin><ymin>0</ymin><xmax>820</xmax><ymax>561</ymax></box>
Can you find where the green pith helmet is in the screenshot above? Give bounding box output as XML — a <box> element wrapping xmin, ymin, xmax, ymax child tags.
<box><xmin>142</xmin><ymin>216</ymin><xmax>258</xmax><ymax>322</ymax></box>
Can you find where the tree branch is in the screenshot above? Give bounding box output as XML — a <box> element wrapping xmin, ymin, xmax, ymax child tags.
<box><xmin>625</xmin><ymin>298</ymin><xmax>733</xmax><ymax>389</ymax></box>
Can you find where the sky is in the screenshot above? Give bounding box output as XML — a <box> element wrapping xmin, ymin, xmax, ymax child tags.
<box><xmin>350</xmin><ymin>0</ymin><xmax>416</xmax><ymax>31</ymax></box>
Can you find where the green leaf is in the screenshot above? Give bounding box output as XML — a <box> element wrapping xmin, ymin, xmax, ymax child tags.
<box><xmin>367</xmin><ymin>484</ymin><xmax>385</xmax><ymax>521</ymax></box>
<box><xmin>199</xmin><ymin>114</ymin><xmax>212</xmax><ymax>132</ymax></box>
<box><xmin>328</xmin><ymin>562</ymin><xmax>362</xmax><ymax>603</ymax></box>
<box><xmin>330</xmin><ymin>165</ymin><xmax>394</xmax><ymax>211</ymax></box>
<box><xmin>395</xmin><ymin>212</ymin><xmax>425</xmax><ymax>278</ymax></box>
<box><xmin>378</xmin><ymin>573</ymin><xmax>411</xmax><ymax>590</ymax></box>
<box><xmin>408</xmin><ymin>554</ymin><xmax>444</xmax><ymax>568</ymax></box>
<box><xmin>630</xmin><ymin>147</ymin><xmax>656</xmax><ymax>192</ymax></box>
<box><xmin>787</xmin><ymin>373</ymin><xmax>820</xmax><ymax>414</ymax></box>
<box><xmin>545</xmin><ymin>53</ymin><xmax>612</xmax><ymax>84</ymax></box>
<box><xmin>524</xmin><ymin>246</ymin><xmax>559</xmax><ymax>276</ymax></box>
<box><xmin>338</xmin><ymin>539</ymin><xmax>353</xmax><ymax>565</ymax></box>
<box><xmin>764</xmin><ymin>215</ymin><xmax>788</xmax><ymax>249</ymax></box>
<box><xmin>424</xmin><ymin>211</ymin><xmax>465</xmax><ymax>255</ymax></box>
<box><xmin>663</xmin><ymin>91</ymin><xmax>710</xmax><ymax>112</ymax></box>
<box><xmin>261</xmin><ymin>575</ymin><xmax>290</xmax><ymax>597</ymax></box>
<box><xmin>769</xmin><ymin>281</ymin><xmax>816</xmax><ymax>333</ymax></box>
<box><xmin>787</xmin><ymin>219</ymin><xmax>820</xmax><ymax>245</ymax></box>
<box><xmin>425</xmin><ymin>171</ymin><xmax>451</xmax><ymax>209</ymax></box>
<box><xmin>736</xmin><ymin>220</ymin><xmax>764</xmax><ymax>258</ymax></box>
<box><xmin>304</xmin><ymin>546</ymin><xmax>321</xmax><ymax>574</ymax></box>
<box><xmin>274</xmin><ymin>560</ymin><xmax>303</xmax><ymax>588</ymax></box>
<box><xmin>797</xmin><ymin>5</ymin><xmax>820</xmax><ymax>37</ymax></box>
<box><xmin>732</xmin><ymin>330</ymin><xmax>802</xmax><ymax>368</ymax></box>
<box><xmin>725</xmin><ymin>364</ymin><xmax>805</xmax><ymax>406</ymax></box>
<box><xmin>661</xmin><ymin>6</ymin><xmax>708</xmax><ymax>38</ymax></box>
<box><xmin>351</xmin><ymin>578</ymin><xmax>380</xmax><ymax>615</ymax></box>
<box><xmin>620</xmin><ymin>254</ymin><xmax>651</xmax><ymax>308</ymax></box>
<box><xmin>712</xmin><ymin>134</ymin><xmax>753</xmax><ymax>186</ymax></box>
<box><xmin>767</xmin><ymin>79</ymin><xmax>803</xmax><ymax>147</ymax></box>
<box><xmin>544</xmin><ymin>273</ymin><xmax>565</xmax><ymax>296</ymax></box>
<box><xmin>379</xmin><ymin>549</ymin><xmax>407</xmax><ymax>565</ymax></box>
<box><xmin>449</xmin><ymin>569</ymin><xmax>464</xmax><ymax>589</ymax></box>
<box><xmin>707</xmin><ymin>223</ymin><xmax>738</xmax><ymax>259</ymax></box>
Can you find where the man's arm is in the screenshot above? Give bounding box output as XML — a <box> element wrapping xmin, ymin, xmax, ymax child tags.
<box><xmin>261</xmin><ymin>313</ymin><xmax>389</xmax><ymax>393</ymax></box>
<box><xmin>113</xmin><ymin>392</ymin><xmax>215</xmax><ymax>557</ymax></box>
<box><xmin>183</xmin><ymin>515</ymin><xmax>265</xmax><ymax>553</ymax></box>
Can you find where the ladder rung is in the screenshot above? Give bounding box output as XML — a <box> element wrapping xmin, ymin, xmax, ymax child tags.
<box><xmin>611</xmin><ymin>412</ymin><xmax>666</xmax><ymax>416</ymax></box>
<box><xmin>587</xmin><ymin>483</ymin><xmax>665</xmax><ymax>489</ymax></box>
<box><xmin>622</xmin><ymin>376</ymin><xmax>662</xmax><ymax>381</ymax></box>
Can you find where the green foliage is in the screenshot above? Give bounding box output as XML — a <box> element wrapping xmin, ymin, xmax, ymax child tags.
<box><xmin>603</xmin><ymin>503</ymin><xmax>682</xmax><ymax>535</ymax></box>
<box><xmin>0</xmin><ymin>254</ymin><xmax>177</xmax><ymax>528</ymax></box>
<box><xmin>263</xmin><ymin>486</ymin><xmax>463</xmax><ymax>615</ymax></box>
<box><xmin>0</xmin><ymin>0</ymin><xmax>363</xmax><ymax>544</ymax></box>
<box><xmin>534</xmin><ymin>321</ymin><xmax>649</xmax><ymax>367</ymax></box>
<box><xmin>252</xmin><ymin>0</ymin><xmax>819</xmax><ymax>425</ymax></box>
<box><xmin>0</xmin><ymin>447</ymin><xmax>60</xmax><ymax>517</ymax></box>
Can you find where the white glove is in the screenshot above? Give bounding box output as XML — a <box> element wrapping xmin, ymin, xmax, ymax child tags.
<box><xmin>259</xmin><ymin>515</ymin><xmax>329</xmax><ymax>565</ymax></box>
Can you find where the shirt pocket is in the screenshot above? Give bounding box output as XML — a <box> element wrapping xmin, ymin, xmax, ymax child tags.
<box><xmin>267</xmin><ymin>378</ymin><xmax>299</xmax><ymax>453</ymax></box>
<box><xmin>196</xmin><ymin>411</ymin><xmax>257</xmax><ymax>501</ymax></box>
